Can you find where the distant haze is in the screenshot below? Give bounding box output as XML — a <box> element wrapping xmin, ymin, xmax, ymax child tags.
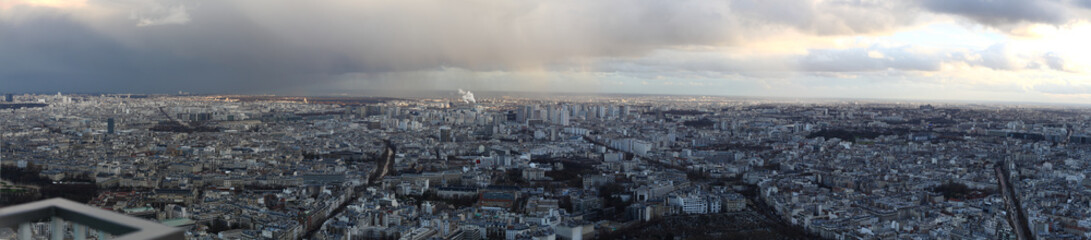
<box><xmin>3</xmin><ymin>0</ymin><xmax>1091</xmax><ymax>103</ymax></box>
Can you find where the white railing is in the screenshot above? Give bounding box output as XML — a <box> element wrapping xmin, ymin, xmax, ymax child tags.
<box><xmin>0</xmin><ymin>198</ymin><xmax>184</xmax><ymax>240</ymax></box>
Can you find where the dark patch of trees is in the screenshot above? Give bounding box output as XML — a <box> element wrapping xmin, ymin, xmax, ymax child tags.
<box><xmin>544</xmin><ymin>169</ymin><xmax>582</xmax><ymax>184</ymax></box>
<box><xmin>207</xmin><ymin>218</ymin><xmax>243</xmax><ymax>234</ymax></box>
<box><xmin>931</xmin><ymin>182</ymin><xmax>969</xmax><ymax>199</ymax></box>
<box><xmin>930</xmin><ymin>181</ymin><xmax>988</xmax><ymax>200</ymax></box>
<box><xmin>559</xmin><ymin>197</ymin><xmax>574</xmax><ymax>212</ymax></box>
<box><xmin>0</xmin><ymin>165</ymin><xmax>99</xmax><ymax>205</ymax></box>
<box><xmin>914</xmin><ymin>117</ymin><xmax>958</xmax><ymax>125</ymax></box>
<box><xmin>1</xmin><ymin>165</ymin><xmax>51</xmax><ymax>185</ymax></box>
<box><xmin>295</xmin><ymin>111</ymin><xmax>345</xmax><ymax>117</ymax></box>
<box><xmin>302</xmin><ymin>151</ymin><xmax>373</xmax><ymax>162</ymax></box>
<box><xmin>934</xmin><ymin>135</ymin><xmax>967</xmax><ymax>142</ymax></box>
<box><xmin>532</xmin><ymin>158</ymin><xmax>597</xmax><ymax>188</ymax></box>
<box><xmin>598</xmin><ymin>183</ymin><xmax>628</xmax><ymax>220</ymax></box>
<box><xmin>409</xmin><ymin>191</ymin><xmax>478</xmax><ymax>208</ymax></box>
<box><xmin>807</xmin><ymin>129</ymin><xmax>882</xmax><ymax>142</ymax></box>
<box><xmin>243</xmin><ymin>184</ymin><xmax>293</xmax><ymax>191</ymax></box>
<box><xmin>264</xmin><ymin>194</ymin><xmax>285</xmax><ymax>210</ymax></box>
<box><xmin>1007</xmin><ymin>132</ymin><xmax>1045</xmax><ymax>141</ymax></box>
<box><xmin>598</xmin><ymin>212</ymin><xmax>816</xmax><ymax>240</ymax></box>
<box><xmin>494</xmin><ymin>169</ymin><xmax>526</xmax><ymax>185</ymax></box>
<box><xmin>685</xmin><ymin>170</ymin><xmax>712</xmax><ymax>181</ymax></box>
<box><xmin>641</xmin><ymin>109</ymin><xmax>709</xmax><ymax>116</ymax></box>
<box><xmin>695</xmin><ymin>143</ymin><xmax>771</xmax><ymax>151</ymax></box>
<box><xmin>149</xmin><ymin>121</ymin><xmax>221</xmax><ymax>133</ymax></box>
<box><xmin>0</xmin><ymin>103</ymin><xmax>48</xmax><ymax>110</ymax></box>
<box><xmin>39</xmin><ymin>183</ymin><xmax>98</xmax><ymax>204</ymax></box>
<box><xmin>682</xmin><ymin>118</ymin><xmax>716</xmax><ymax>129</ymax></box>
<box><xmin>663</xmin><ymin>110</ymin><xmax>708</xmax><ymax>116</ymax></box>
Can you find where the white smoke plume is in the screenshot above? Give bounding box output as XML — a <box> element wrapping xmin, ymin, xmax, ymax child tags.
<box><xmin>458</xmin><ymin>89</ymin><xmax>476</xmax><ymax>104</ymax></box>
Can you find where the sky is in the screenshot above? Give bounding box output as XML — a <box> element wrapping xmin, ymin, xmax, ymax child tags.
<box><xmin>2</xmin><ymin>0</ymin><xmax>1091</xmax><ymax>103</ymax></box>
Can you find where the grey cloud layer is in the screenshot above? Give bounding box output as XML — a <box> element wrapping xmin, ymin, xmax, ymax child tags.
<box><xmin>2</xmin><ymin>0</ymin><xmax>753</xmax><ymax>92</ymax></box>
<box><xmin>800</xmin><ymin>47</ymin><xmax>942</xmax><ymax>72</ymax></box>
<box><xmin>593</xmin><ymin>43</ymin><xmax>1079</xmax><ymax>82</ymax></box>
<box><xmin>1034</xmin><ymin>82</ymin><xmax>1091</xmax><ymax>95</ymax></box>
<box><xmin>920</xmin><ymin>0</ymin><xmax>1066</xmax><ymax>25</ymax></box>
<box><xmin>0</xmin><ymin>0</ymin><xmax>1087</xmax><ymax>93</ymax></box>
<box><xmin>592</xmin><ymin>47</ymin><xmax>942</xmax><ymax>77</ymax></box>
<box><xmin>731</xmin><ymin>0</ymin><xmax>917</xmax><ymax>35</ymax></box>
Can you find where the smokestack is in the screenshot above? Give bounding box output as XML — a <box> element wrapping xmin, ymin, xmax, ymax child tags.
<box><xmin>458</xmin><ymin>89</ymin><xmax>476</xmax><ymax>104</ymax></box>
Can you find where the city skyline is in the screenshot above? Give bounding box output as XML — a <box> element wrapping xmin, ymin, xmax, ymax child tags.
<box><xmin>6</xmin><ymin>2</ymin><xmax>1091</xmax><ymax>237</ymax></box>
<box><xmin>3</xmin><ymin>0</ymin><xmax>1091</xmax><ymax>104</ymax></box>
<box><xmin>2</xmin><ymin>92</ymin><xmax>1088</xmax><ymax>239</ymax></box>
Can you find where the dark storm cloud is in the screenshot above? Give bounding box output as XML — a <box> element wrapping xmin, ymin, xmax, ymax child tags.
<box><xmin>0</xmin><ymin>4</ymin><xmax>361</xmax><ymax>93</ymax></box>
<box><xmin>918</xmin><ymin>0</ymin><xmax>1084</xmax><ymax>26</ymax></box>
<box><xmin>1</xmin><ymin>0</ymin><xmax>934</xmax><ymax>93</ymax></box>
<box><xmin>0</xmin><ymin>14</ymin><xmax>202</xmax><ymax>93</ymax></box>
<box><xmin>221</xmin><ymin>0</ymin><xmax>748</xmax><ymax>72</ymax></box>
<box><xmin>1</xmin><ymin>0</ymin><xmax>760</xmax><ymax>92</ymax></box>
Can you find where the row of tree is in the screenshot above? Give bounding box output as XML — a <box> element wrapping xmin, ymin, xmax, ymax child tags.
<box><xmin>0</xmin><ymin>165</ymin><xmax>98</xmax><ymax>206</ymax></box>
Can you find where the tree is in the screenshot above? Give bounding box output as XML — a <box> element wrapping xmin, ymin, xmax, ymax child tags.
<box><xmin>209</xmin><ymin>218</ymin><xmax>231</xmax><ymax>233</ymax></box>
<box><xmin>598</xmin><ymin>183</ymin><xmax>628</xmax><ymax>220</ymax></box>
